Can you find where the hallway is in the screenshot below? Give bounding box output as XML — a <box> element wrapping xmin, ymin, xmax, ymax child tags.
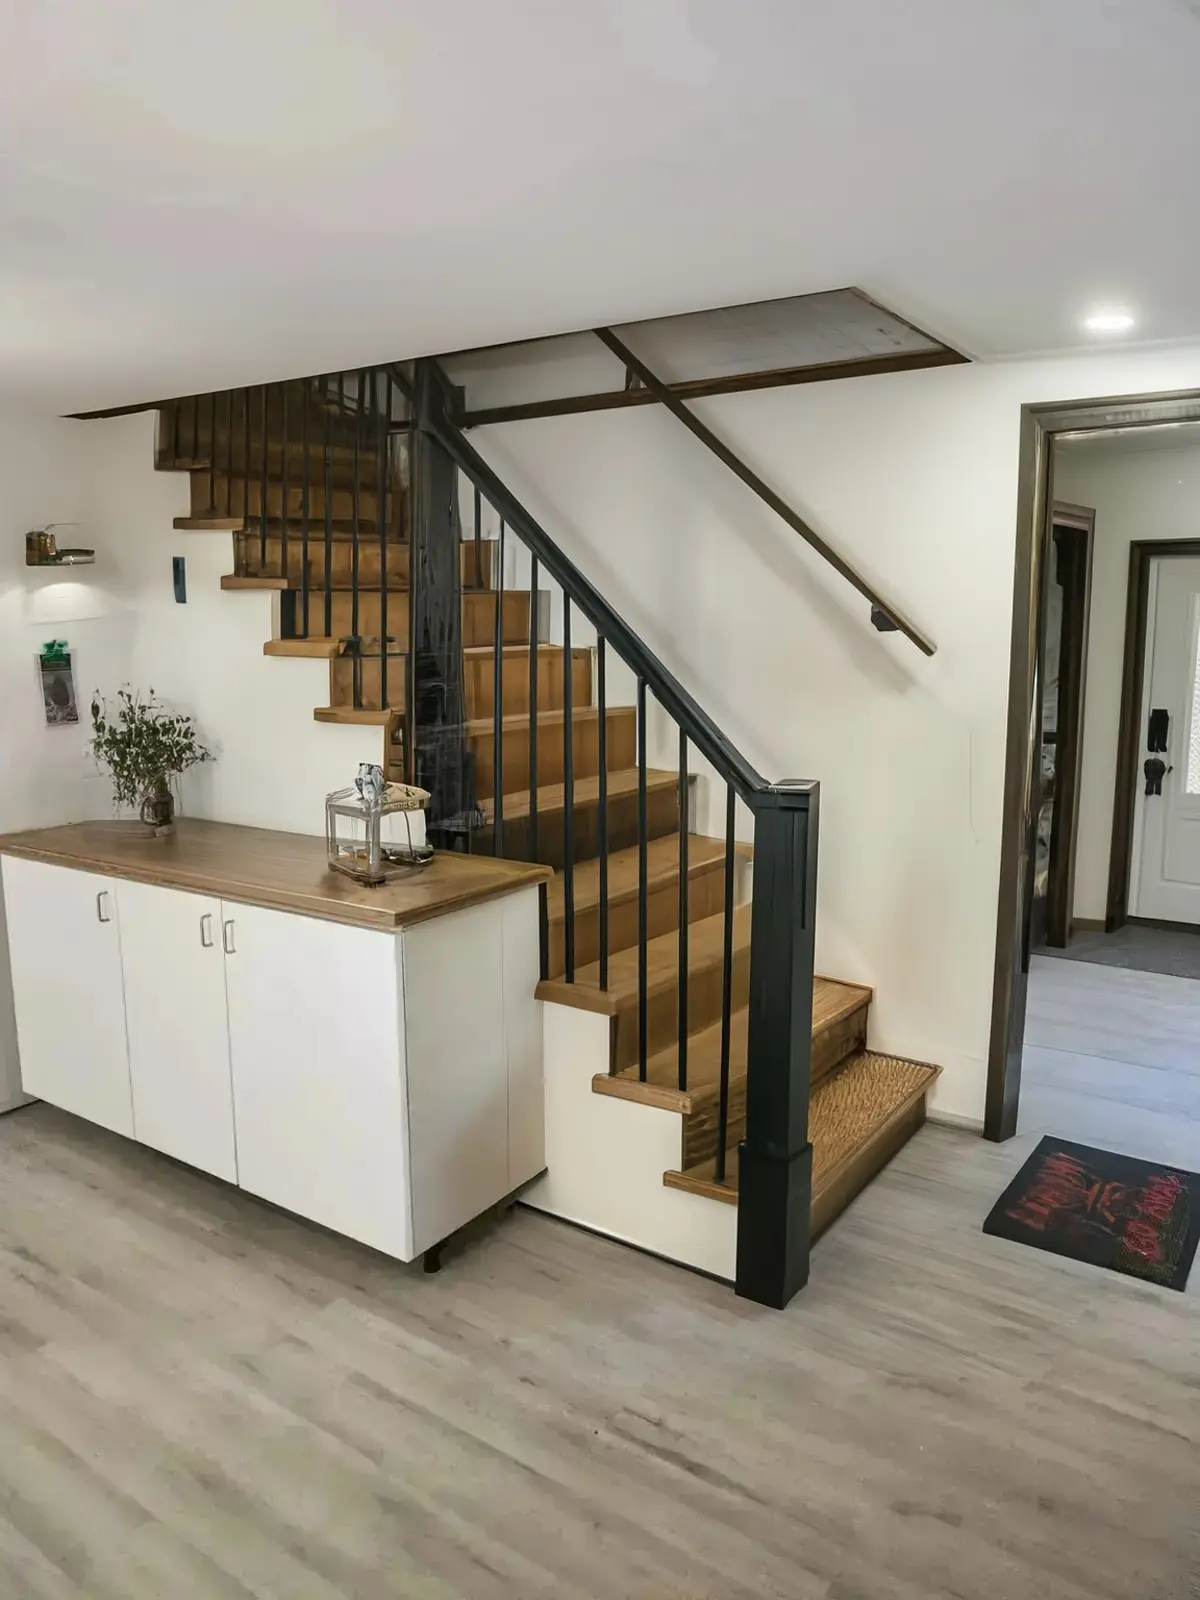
<box><xmin>1020</xmin><ymin>953</ymin><xmax>1200</xmax><ymax>1233</ymax></box>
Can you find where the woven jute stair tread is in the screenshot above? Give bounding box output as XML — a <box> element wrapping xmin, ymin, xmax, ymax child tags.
<box><xmin>810</xmin><ymin>1051</ymin><xmax>936</xmax><ymax>1186</ymax></box>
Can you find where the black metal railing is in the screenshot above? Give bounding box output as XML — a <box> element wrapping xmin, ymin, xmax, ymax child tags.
<box><xmin>418</xmin><ymin>373</ymin><xmax>820</xmax><ymax>1309</ymax></box>
<box><xmin>161</xmin><ymin>363</ymin><xmax>820</xmax><ymax>1309</ymax></box>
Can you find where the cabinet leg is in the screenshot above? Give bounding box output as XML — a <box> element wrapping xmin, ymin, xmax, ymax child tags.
<box><xmin>423</xmin><ymin>1243</ymin><xmax>443</xmax><ymax>1275</ymax></box>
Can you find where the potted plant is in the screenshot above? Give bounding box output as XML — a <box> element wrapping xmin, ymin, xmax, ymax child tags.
<box><xmin>90</xmin><ymin>688</ymin><xmax>212</xmax><ymax>833</ymax></box>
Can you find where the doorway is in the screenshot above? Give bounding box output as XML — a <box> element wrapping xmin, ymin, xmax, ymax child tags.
<box><xmin>987</xmin><ymin>391</ymin><xmax>1200</xmax><ymax>1144</ymax></box>
<box><xmin>1031</xmin><ymin>507</ymin><xmax>1093</xmax><ymax>950</ymax></box>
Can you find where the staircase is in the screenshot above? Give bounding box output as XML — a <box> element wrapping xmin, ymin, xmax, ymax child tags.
<box><xmin>150</xmin><ymin>371</ymin><xmax>940</xmax><ymax>1304</ymax></box>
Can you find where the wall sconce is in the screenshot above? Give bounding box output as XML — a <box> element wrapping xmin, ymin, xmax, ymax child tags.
<box><xmin>26</xmin><ymin>524</ymin><xmax>95</xmax><ymax>568</ymax></box>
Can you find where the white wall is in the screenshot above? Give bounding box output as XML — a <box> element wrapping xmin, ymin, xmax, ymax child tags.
<box><xmin>466</xmin><ymin>344</ymin><xmax>1200</xmax><ymax>1124</ymax></box>
<box><xmin>82</xmin><ymin>413</ymin><xmax>389</xmax><ymax>834</ymax></box>
<box><xmin>0</xmin><ymin>410</ymin><xmax>122</xmax><ymax>1107</ymax></box>
<box><xmin>1054</xmin><ymin>440</ymin><xmax>1200</xmax><ymax>924</ymax></box>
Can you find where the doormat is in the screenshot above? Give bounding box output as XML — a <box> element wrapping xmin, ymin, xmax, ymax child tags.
<box><xmin>982</xmin><ymin>1136</ymin><xmax>1200</xmax><ymax>1292</ymax></box>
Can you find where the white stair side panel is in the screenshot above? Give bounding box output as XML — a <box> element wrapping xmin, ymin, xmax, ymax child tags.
<box><xmin>525</xmin><ymin>1000</ymin><xmax>737</xmax><ymax>1281</ymax></box>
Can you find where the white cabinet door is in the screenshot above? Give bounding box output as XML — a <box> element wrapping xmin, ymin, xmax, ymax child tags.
<box><xmin>118</xmin><ymin>881</ymin><xmax>237</xmax><ymax>1182</ymax></box>
<box><xmin>0</xmin><ymin>856</ymin><xmax>133</xmax><ymax>1136</ymax></box>
<box><xmin>222</xmin><ymin>901</ymin><xmax>413</xmax><ymax>1259</ymax></box>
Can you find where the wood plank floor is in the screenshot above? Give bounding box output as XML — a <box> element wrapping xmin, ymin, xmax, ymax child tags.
<box><xmin>1022</xmin><ymin>954</ymin><xmax>1200</xmax><ymax>1200</ymax></box>
<box><xmin>0</xmin><ymin>1100</ymin><xmax>1194</xmax><ymax>1598</ymax></box>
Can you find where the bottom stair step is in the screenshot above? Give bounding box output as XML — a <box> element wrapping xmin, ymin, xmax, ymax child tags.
<box><xmin>662</xmin><ymin>1051</ymin><xmax>940</xmax><ymax>1237</ymax></box>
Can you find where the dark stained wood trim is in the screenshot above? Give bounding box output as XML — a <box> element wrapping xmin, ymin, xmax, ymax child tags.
<box><xmin>1105</xmin><ymin>538</ymin><xmax>1200</xmax><ymax>930</ymax></box>
<box><xmin>456</xmin><ymin>348</ymin><xmax>966</xmax><ymax>429</ymax></box>
<box><xmin>594</xmin><ymin>325</ymin><xmax>937</xmax><ymax>657</ymax></box>
<box><xmin>988</xmin><ymin>391</ymin><xmax>1200</xmax><ymax>1142</ymax></box>
<box><xmin>1043</xmin><ymin>511</ymin><xmax>1095</xmax><ymax>948</ymax></box>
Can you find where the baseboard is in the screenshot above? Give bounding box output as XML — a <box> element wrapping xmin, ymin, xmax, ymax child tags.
<box><xmin>1072</xmin><ymin>918</ymin><xmax>1105</xmax><ymax>932</ymax></box>
<box><xmin>1127</xmin><ymin>915</ymin><xmax>1200</xmax><ymax>935</ymax></box>
<box><xmin>927</xmin><ymin>1109</ymin><xmax>985</xmax><ymax>1133</ymax></box>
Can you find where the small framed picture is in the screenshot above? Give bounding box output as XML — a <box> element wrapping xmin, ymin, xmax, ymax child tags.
<box><xmin>38</xmin><ymin>644</ymin><xmax>79</xmax><ymax>727</ymax></box>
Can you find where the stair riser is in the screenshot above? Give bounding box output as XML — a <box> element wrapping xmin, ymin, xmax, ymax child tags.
<box><xmin>612</xmin><ymin>944</ymin><xmax>751</xmax><ymax>1073</ymax></box>
<box><xmin>546</xmin><ymin>857</ymin><xmax>729</xmax><ymax>979</ymax></box>
<box><xmin>811</xmin><ymin>1004</ymin><xmax>870</xmax><ymax>1089</ymax></box>
<box><xmin>192</xmin><ymin>470</ymin><xmax>385</xmax><ymax>525</ymax></box>
<box><xmin>471</xmin><ymin>708</ymin><xmax>636</xmax><ymax>802</ymax></box>
<box><xmin>811</xmin><ymin>1096</ymin><xmax>927</xmax><ymax>1241</ymax></box>
<box><xmin>302</xmin><ymin>589</ymin><xmax>529</xmax><ymax>647</ymax></box>
<box><xmin>684</xmin><ymin>1078</ymin><xmax>748</xmax><ymax>1170</ymax></box>
<box><xmin>476</xmin><ymin>783</ymin><xmax>680</xmax><ymax>872</ymax></box>
<box><xmin>160</xmin><ymin>414</ymin><xmax>394</xmax><ymax>490</ymax></box>
<box><xmin>465</xmin><ymin>649</ymin><xmax>591</xmax><ymax>722</ymax></box>
<box><xmin>163</xmin><ymin>391</ymin><xmax>367</xmax><ymax>458</ymax></box>
<box><xmin>245</xmin><ymin>539</ymin><xmax>494</xmax><ymax>593</ymax></box>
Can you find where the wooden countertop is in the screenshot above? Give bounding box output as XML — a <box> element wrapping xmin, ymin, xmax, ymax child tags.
<box><xmin>0</xmin><ymin>820</ymin><xmax>550</xmax><ymax>933</ymax></box>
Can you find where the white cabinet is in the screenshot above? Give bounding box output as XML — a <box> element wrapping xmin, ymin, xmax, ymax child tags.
<box><xmin>0</xmin><ymin>848</ymin><xmax>543</xmax><ymax>1266</ymax></box>
<box><xmin>119</xmin><ymin>881</ymin><xmax>237</xmax><ymax>1183</ymax></box>
<box><xmin>1</xmin><ymin>856</ymin><xmax>134</xmax><ymax>1137</ymax></box>
<box><xmin>222</xmin><ymin>901</ymin><xmax>413</xmax><ymax>1260</ymax></box>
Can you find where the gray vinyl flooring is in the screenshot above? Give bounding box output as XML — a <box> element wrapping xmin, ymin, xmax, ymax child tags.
<box><xmin>1022</xmin><ymin>952</ymin><xmax>1200</xmax><ymax>1192</ymax></box>
<box><xmin>1035</xmin><ymin>922</ymin><xmax>1200</xmax><ymax>979</ymax></box>
<box><xmin>0</xmin><ymin>1077</ymin><xmax>1196</xmax><ymax>1597</ymax></box>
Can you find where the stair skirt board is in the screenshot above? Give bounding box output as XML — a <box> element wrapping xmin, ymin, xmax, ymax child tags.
<box><xmin>524</xmin><ymin>1000</ymin><xmax>738</xmax><ymax>1281</ymax></box>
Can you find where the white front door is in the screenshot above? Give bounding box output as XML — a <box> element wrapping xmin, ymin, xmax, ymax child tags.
<box><xmin>1133</xmin><ymin>556</ymin><xmax>1200</xmax><ymax>922</ymax></box>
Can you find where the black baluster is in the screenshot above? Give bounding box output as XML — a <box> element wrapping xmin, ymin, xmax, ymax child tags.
<box><xmin>242</xmin><ymin>386</ymin><xmax>251</xmax><ymax>528</ymax></box>
<box><xmin>562</xmin><ymin>595</ymin><xmax>574</xmax><ymax>979</ymax></box>
<box><xmin>225</xmin><ymin>391</ymin><xmax>233</xmax><ymax>516</ymax></box>
<box><xmin>678</xmin><ymin>728</ymin><xmax>689</xmax><ymax>1092</ymax></box>
<box><xmin>637</xmin><ymin>675</ymin><xmax>648</xmax><ymax>1081</ymax></box>
<box><xmin>715</xmin><ymin>785</ymin><xmax>736</xmax><ymax>1184</ymax></box>
<box><xmin>474</xmin><ymin>484</ymin><xmax>483</xmax><ymax>590</ymax></box>
<box><xmin>379</xmin><ymin>373</ymin><xmax>390</xmax><ymax>712</ymax></box>
<box><xmin>280</xmin><ymin>386</ymin><xmax>289</xmax><ymax>584</ymax></box>
<box><xmin>323</xmin><ymin>380</ymin><xmax>333</xmax><ymax>638</ymax></box>
<box><xmin>208</xmin><ymin>393</ymin><xmax>216</xmax><ymax>511</ymax></box>
<box><xmin>597</xmin><ymin>637</ymin><xmax>609</xmax><ymax>991</ymax></box>
<box><xmin>259</xmin><ymin>386</ymin><xmax>269</xmax><ymax>570</ymax></box>
<box><xmin>191</xmin><ymin>393</ymin><xmax>199</xmax><ymax>463</ymax></box>
<box><xmin>405</xmin><ymin>410</ymin><xmax>417</xmax><ymax>786</ymax></box>
<box><xmin>352</xmin><ymin>372</ymin><xmax>362</xmax><ymax>708</ymax></box>
<box><xmin>528</xmin><ymin>555</ymin><xmax>539</xmax><ymax>866</ymax></box>
<box><xmin>300</xmin><ymin>381</ymin><xmax>311</xmax><ymax>637</ymax></box>
<box><xmin>492</xmin><ymin>520</ymin><xmax>506</xmax><ymax>856</ymax></box>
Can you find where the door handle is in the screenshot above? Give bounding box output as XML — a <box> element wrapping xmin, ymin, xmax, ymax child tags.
<box><xmin>96</xmin><ymin>890</ymin><xmax>111</xmax><ymax>924</ymax></box>
<box><xmin>200</xmin><ymin>913</ymin><xmax>214</xmax><ymax>948</ymax></box>
<box><xmin>222</xmin><ymin>918</ymin><xmax>236</xmax><ymax>955</ymax></box>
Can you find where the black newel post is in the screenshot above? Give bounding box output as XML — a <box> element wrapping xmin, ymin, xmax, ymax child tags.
<box><xmin>409</xmin><ymin>360</ymin><xmax>474</xmax><ymax>846</ymax></box>
<box><xmin>735</xmin><ymin>781</ymin><xmax>819</xmax><ymax>1310</ymax></box>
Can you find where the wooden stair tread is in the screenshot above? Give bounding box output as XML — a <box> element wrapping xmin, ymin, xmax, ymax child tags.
<box><xmin>537</xmin><ymin>901</ymin><xmax>752</xmax><ymax>1015</ymax></box>
<box><xmin>663</xmin><ymin>1051</ymin><xmax>940</xmax><ymax>1207</ymax></box>
<box><xmin>544</xmin><ymin>833</ymin><xmax>733</xmax><ymax>925</ymax></box>
<box><xmin>220</xmin><ymin>575</ymin><xmax>289</xmax><ymax>591</ymax></box>
<box><xmin>481</xmin><ymin>767</ymin><xmax>677</xmax><ymax>826</ymax></box>
<box><xmin>313</xmin><ymin>706</ymin><xmax>398</xmax><ymax>726</ymax></box>
<box><xmin>179</xmin><ymin>515</ymin><xmax>382</xmax><ymax>536</ymax></box>
<box><xmin>592</xmin><ymin>973</ymin><xmax>870</xmax><ymax>1109</ymax></box>
<box><xmin>263</xmin><ymin>638</ymin><xmax>346</xmax><ymax>659</ymax></box>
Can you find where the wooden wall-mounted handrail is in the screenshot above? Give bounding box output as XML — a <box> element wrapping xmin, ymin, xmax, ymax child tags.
<box><xmin>593</xmin><ymin>326</ymin><xmax>936</xmax><ymax>658</ymax></box>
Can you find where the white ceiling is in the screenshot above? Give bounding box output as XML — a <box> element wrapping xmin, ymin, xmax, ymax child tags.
<box><xmin>5</xmin><ymin>0</ymin><xmax>1200</xmax><ymax>412</ymax></box>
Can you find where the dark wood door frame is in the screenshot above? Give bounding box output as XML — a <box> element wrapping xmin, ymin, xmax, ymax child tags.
<box><xmin>987</xmin><ymin>388</ymin><xmax>1200</xmax><ymax>1142</ymax></box>
<box><xmin>1105</xmin><ymin>538</ymin><xmax>1200</xmax><ymax>931</ymax></box>
<box><xmin>1041</xmin><ymin>507</ymin><xmax>1095</xmax><ymax>949</ymax></box>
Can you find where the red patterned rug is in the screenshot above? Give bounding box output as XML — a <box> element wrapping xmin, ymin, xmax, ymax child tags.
<box><xmin>983</xmin><ymin>1137</ymin><xmax>1199</xmax><ymax>1292</ymax></box>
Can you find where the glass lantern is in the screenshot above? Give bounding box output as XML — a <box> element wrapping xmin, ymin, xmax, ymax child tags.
<box><xmin>326</xmin><ymin>764</ymin><xmax>434</xmax><ymax>885</ymax></box>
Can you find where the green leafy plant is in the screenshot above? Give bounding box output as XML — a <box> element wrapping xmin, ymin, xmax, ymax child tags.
<box><xmin>90</xmin><ymin>688</ymin><xmax>212</xmax><ymax>811</ymax></box>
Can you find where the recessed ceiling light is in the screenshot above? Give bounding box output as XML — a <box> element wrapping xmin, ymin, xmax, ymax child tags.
<box><xmin>1084</xmin><ymin>310</ymin><xmax>1135</xmax><ymax>333</ymax></box>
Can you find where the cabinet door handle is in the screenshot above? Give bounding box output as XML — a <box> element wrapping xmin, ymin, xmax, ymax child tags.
<box><xmin>222</xmin><ymin>918</ymin><xmax>236</xmax><ymax>955</ymax></box>
<box><xmin>96</xmin><ymin>890</ymin><xmax>111</xmax><ymax>924</ymax></box>
<box><xmin>200</xmin><ymin>913</ymin><xmax>214</xmax><ymax>948</ymax></box>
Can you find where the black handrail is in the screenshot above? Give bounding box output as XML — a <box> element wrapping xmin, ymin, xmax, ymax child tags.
<box><xmin>422</xmin><ymin>405</ymin><xmax>766</xmax><ymax>805</ymax></box>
